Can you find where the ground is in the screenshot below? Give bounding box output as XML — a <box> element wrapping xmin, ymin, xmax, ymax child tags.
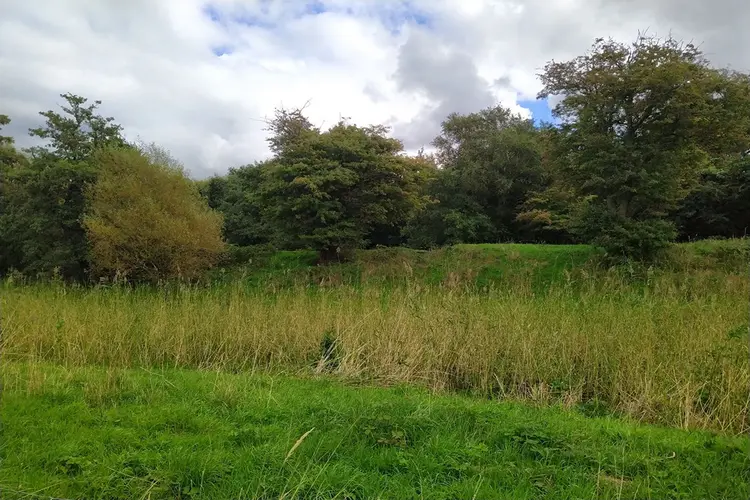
<box><xmin>1</xmin><ymin>363</ymin><xmax>748</xmax><ymax>499</ymax></box>
<box><xmin>1</xmin><ymin>240</ymin><xmax>748</xmax><ymax>499</ymax></box>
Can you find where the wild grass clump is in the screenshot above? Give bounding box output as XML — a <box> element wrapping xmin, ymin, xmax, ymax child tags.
<box><xmin>3</xmin><ymin>264</ymin><xmax>747</xmax><ymax>434</ymax></box>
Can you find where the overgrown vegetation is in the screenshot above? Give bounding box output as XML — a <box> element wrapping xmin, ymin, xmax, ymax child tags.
<box><xmin>3</xmin><ymin>241</ymin><xmax>748</xmax><ymax>434</ymax></box>
<box><xmin>84</xmin><ymin>146</ymin><xmax>224</xmax><ymax>283</ymax></box>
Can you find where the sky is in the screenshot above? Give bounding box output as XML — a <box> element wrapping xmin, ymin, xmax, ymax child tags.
<box><xmin>1</xmin><ymin>0</ymin><xmax>748</xmax><ymax>178</ymax></box>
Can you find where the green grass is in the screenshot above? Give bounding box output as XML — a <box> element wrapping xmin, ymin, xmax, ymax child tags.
<box><xmin>1</xmin><ymin>362</ymin><xmax>748</xmax><ymax>499</ymax></box>
<box><xmin>217</xmin><ymin>239</ymin><xmax>747</xmax><ymax>291</ymax></box>
<box><xmin>220</xmin><ymin>243</ymin><xmax>603</xmax><ymax>291</ymax></box>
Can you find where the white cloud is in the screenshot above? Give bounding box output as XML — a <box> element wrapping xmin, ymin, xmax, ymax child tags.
<box><xmin>1</xmin><ymin>0</ymin><xmax>747</xmax><ymax>178</ymax></box>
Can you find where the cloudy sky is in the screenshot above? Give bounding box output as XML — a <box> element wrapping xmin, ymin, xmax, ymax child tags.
<box><xmin>1</xmin><ymin>0</ymin><xmax>747</xmax><ymax>178</ymax></box>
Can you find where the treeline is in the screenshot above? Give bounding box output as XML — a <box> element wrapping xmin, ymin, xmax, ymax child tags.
<box><xmin>1</xmin><ymin>34</ymin><xmax>749</xmax><ymax>283</ymax></box>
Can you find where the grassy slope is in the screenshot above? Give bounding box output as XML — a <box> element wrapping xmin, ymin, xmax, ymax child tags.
<box><xmin>1</xmin><ymin>363</ymin><xmax>748</xmax><ymax>500</ymax></box>
<box><xmin>222</xmin><ymin>239</ymin><xmax>748</xmax><ymax>290</ymax></box>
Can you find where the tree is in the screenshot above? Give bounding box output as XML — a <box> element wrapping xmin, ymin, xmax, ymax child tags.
<box><xmin>0</xmin><ymin>156</ymin><xmax>96</xmax><ymax>279</ymax></box>
<box><xmin>534</xmin><ymin>34</ymin><xmax>750</xmax><ymax>259</ymax></box>
<box><xmin>0</xmin><ymin>95</ymin><xmax>130</xmax><ymax>279</ymax></box>
<box><xmin>260</xmin><ymin>110</ymin><xmax>429</xmax><ymax>260</ymax></box>
<box><xmin>0</xmin><ymin>115</ymin><xmax>31</xmax><ymax>274</ymax></box>
<box><xmin>198</xmin><ymin>163</ymin><xmax>273</xmax><ymax>248</ymax></box>
<box><xmin>84</xmin><ymin>147</ymin><xmax>225</xmax><ymax>283</ymax></box>
<box><xmin>406</xmin><ymin>106</ymin><xmax>546</xmax><ymax>247</ymax></box>
<box><xmin>28</xmin><ymin>93</ymin><xmax>126</xmax><ymax>161</ymax></box>
<box><xmin>674</xmin><ymin>154</ymin><xmax>750</xmax><ymax>239</ymax></box>
<box><xmin>0</xmin><ymin>115</ymin><xmax>26</xmax><ymax>169</ymax></box>
<box><xmin>264</xmin><ymin>104</ymin><xmax>318</xmax><ymax>155</ymax></box>
<box><xmin>0</xmin><ymin>114</ymin><xmax>14</xmax><ymax>146</ymax></box>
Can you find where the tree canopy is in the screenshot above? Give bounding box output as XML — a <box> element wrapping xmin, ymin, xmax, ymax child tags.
<box><xmin>260</xmin><ymin>115</ymin><xmax>429</xmax><ymax>259</ymax></box>
<box><xmin>529</xmin><ymin>34</ymin><xmax>750</xmax><ymax>258</ymax></box>
<box><xmin>1</xmin><ymin>31</ymin><xmax>749</xmax><ymax>280</ymax></box>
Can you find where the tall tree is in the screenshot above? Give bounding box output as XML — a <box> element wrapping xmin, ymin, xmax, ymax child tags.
<box><xmin>0</xmin><ymin>95</ymin><xmax>128</xmax><ymax>279</ymax></box>
<box><xmin>261</xmin><ymin>112</ymin><xmax>429</xmax><ymax>260</ymax></box>
<box><xmin>534</xmin><ymin>34</ymin><xmax>750</xmax><ymax>259</ymax></box>
<box><xmin>406</xmin><ymin>106</ymin><xmax>545</xmax><ymax>247</ymax></box>
<box><xmin>28</xmin><ymin>93</ymin><xmax>126</xmax><ymax>161</ymax></box>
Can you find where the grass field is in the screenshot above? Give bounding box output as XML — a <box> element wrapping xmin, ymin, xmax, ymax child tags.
<box><xmin>1</xmin><ymin>240</ymin><xmax>748</xmax><ymax>498</ymax></box>
<box><xmin>1</xmin><ymin>363</ymin><xmax>748</xmax><ymax>499</ymax></box>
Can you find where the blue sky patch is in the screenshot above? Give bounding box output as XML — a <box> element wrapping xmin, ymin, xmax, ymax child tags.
<box><xmin>203</xmin><ymin>1</ymin><xmax>431</xmax><ymax>36</ymax></box>
<box><xmin>305</xmin><ymin>1</ymin><xmax>326</xmax><ymax>15</ymax></box>
<box><xmin>380</xmin><ymin>3</ymin><xmax>432</xmax><ymax>34</ymax></box>
<box><xmin>212</xmin><ymin>45</ymin><xmax>233</xmax><ymax>57</ymax></box>
<box><xmin>519</xmin><ymin>98</ymin><xmax>556</xmax><ymax>126</ymax></box>
<box><xmin>203</xmin><ymin>4</ymin><xmax>222</xmax><ymax>23</ymax></box>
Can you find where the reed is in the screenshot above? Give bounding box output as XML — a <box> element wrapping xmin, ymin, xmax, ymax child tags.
<box><xmin>3</xmin><ymin>266</ymin><xmax>747</xmax><ymax>434</ymax></box>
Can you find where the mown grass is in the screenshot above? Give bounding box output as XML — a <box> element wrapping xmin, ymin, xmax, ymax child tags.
<box><xmin>1</xmin><ymin>362</ymin><xmax>748</xmax><ymax>499</ymax></box>
<box><xmin>3</xmin><ymin>248</ymin><xmax>748</xmax><ymax>434</ymax></box>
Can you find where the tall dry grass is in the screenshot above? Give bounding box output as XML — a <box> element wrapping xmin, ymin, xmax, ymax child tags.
<box><xmin>2</xmin><ymin>270</ymin><xmax>747</xmax><ymax>434</ymax></box>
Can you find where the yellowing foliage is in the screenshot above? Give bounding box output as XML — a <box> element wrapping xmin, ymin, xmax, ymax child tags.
<box><xmin>84</xmin><ymin>147</ymin><xmax>225</xmax><ymax>283</ymax></box>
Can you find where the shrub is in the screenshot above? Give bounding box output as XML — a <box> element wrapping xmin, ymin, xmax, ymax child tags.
<box><xmin>84</xmin><ymin>147</ymin><xmax>225</xmax><ymax>283</ymax></box>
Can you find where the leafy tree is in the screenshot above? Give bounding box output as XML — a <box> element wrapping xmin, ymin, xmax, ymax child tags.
<box><xmin>261</xmin><ymin>111</ymin><xmax>429</xmax><ymax>260</ymax></box>
<box><xmin>28</xmin><ymin>93</ymin><xmax>126</xmax><ymax>161</ymax></box>
<box><xmin>0</xmin><ymin>156</ymin><xmax>96</xmax><ymax>279</ymax></box>
<box><xmin>534</xmin><ymin>34</ymin><xmax>750</xmax><ymax>259</ymax></box>
<box><xmin>0</xmin><ymin>115</ymin><xmax>31</xmax><ymax>274</ymax></box>
<box><xmin>264</xmin><ymin>104</ymin><xmax>318</xmax><ymax>155</ymax></box>
<box><xmin>136</xmin><ymin>140</ymin><xmax>185</xmax><ymax>172</ymax></box>
<box><xmin>406</xmin><ymin>106</ymin><xmax>546</xmax><ymax>247</ymax></box>
<box><xmin>199</xmin><ymin>163</ymin><xmax>273</xmax><ymax>248</ymax></box>
<box><xmin>84</xmin><ymin>147</ymin><xmax>225</xmax><ymax>283</ymax></box>
<box><xmin>404</xmin><ymin>169</ymin><xmax>497</xmax><ymax>248</ymax></box>
<box><xmin>196</xmin><ymin>175</ymin><xmax>228</xmax><ymax>211</ymax></box>
<box><xmin>0</xmin><ymin>94</ymin><xmax>132</xmax><ymax>279</ymax></box>
<box><xmin>674</xmin><ymin>155</ymin><xmax>750</xmax><ymax>239</ymax></box>
<box><xmin>0</xmin><ymin>115</ymin><xmax>26</xmax><ymax>169</ymax></box>
<box><xmin>0</xmin><ymin>114</ymin><xmax>14</xmax><ymax>146</ymax></box>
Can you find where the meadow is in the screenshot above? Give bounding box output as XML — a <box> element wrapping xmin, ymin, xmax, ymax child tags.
<box><xmin>1</xmin><ymin>240</ymin><xmax>748</xmax><ymax>498</ymax></box>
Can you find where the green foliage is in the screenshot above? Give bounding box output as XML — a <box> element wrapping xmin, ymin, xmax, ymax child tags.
<box><xmin>406</xmin><ymin>106</ymin><xmax>546</xmax><ymax>248</ymax></box>
<box><xmin>201</xmin><ymin>163</ymin><xmax>272</xmax><ymax>247</ymax></box>
<box><xmin>674</xmin><ymin>155</ymin><xmax>750</xmax><ymax>239</ymax></box>
<box><xmin>0</xmin><ymin>155</ymin><xmax>96</xmax><ymax>280</ymax></box>
<box><xmin>570</xmin><ymin>201</ymin><xmax>678</xmax><ymax>262</ymax></box>
<box><xmin>0</xmin><ymin>113</ymin><xmax>14</xmax><ymax>146</ymax></box>
<box><xmin>535</xmin><ymin>34</ymin><xmax>750</xmax><ymax>259</ymax></box>
<box><xmin>2</xmin><ymin>363</ymin><xmax>748</xmax><ymax>499</ymax></box>
<box><xmin>261</xmin><ymin>113</ymin><xmax>429</xmax><ymax>259</ymax></box>
<box><xmin>5</xmin><ymin>30</ymin><xmax>750</xmax><ymax>277</ymax></box>
<box><xmin>264</xmin><ymin>104</ymin><xmax>318</xmax><ymax>154</ymax></box>
<box><xmin>0</xmin><ymin>95</ymin><xmax>128</xmax><ymax>279</ymax></box>
<box><xmin>28</xmin><ymin>93</ymin><xmax>126</xmax><ymax>161</ymax></box>
<box><xmin>84</xmin><ymin>147</ymin><xmax>225</xmax><ymax>283</ymax></box>
<box><xmin>0</xmin><ymin>117</ymin><xmax>30</xmax><ymax>274</ymax></box>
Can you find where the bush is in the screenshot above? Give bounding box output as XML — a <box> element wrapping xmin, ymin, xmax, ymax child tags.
<box><xmin>570</xmin><ymin>203</ymin><xmax>677</xmax><ymax>262</ymax></box>
<box><xmin>84</xmin><ymin>147</ymin><xmax>225</xmax><ymax>283</ymax></box>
